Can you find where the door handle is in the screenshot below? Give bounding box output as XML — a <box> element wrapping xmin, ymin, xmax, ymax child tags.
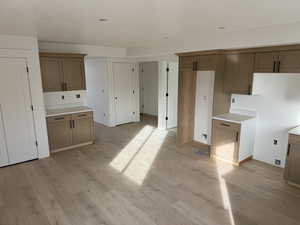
<box><xmin>54</xmin><ymin>117</ymin><xmax>65</xmax><ymax>120</ymax></box>
<box><xmin>220</xmin><ymin>123</ymin><xmax>230</xmax><ymax>127</ymax></box>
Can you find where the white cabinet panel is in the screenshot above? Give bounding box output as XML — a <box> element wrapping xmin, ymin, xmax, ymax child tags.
<box><xmin>194</xmin><ymin>71</ymin><xmax>215</xmax><ymax>144</ymax></box>
<box><xmin>0</xmin><ymin>58</ymin><xmax>37</xmax><ymax>165</ymax></box>
<box><xmin>166</xmin><ymin>62</ymin><xmax>179</xmax><ymax>129</ymax></box>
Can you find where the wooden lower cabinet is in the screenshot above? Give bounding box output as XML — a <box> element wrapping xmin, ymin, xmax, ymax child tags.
<box><xmin>284</xmin><ymin>134</ymin><xmax>300</xmax><ymax>187</ymax></box>
<box><xmin>72</xmin><ymin>112</ymin><xmax>94</xmax><ymax>145</ymax></box>
<box><xmin>47</xmin><ymin>111</ymin><xmax>94</xmax><ymax>152</ymax></box>
<box><xmin>211</xmin><ymin>119</ymin><xmax>240</xmax><ymax>164</ymax></box>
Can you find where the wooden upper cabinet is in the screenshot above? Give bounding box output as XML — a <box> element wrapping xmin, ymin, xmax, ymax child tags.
<box><xmin>254</xmin><ymin>50</ymin><xmax>300</xmax><ymax>73</ymax></box>
<box><xmin>40</xmin><ymin>53</ymin><xmax>86</xmax><ymax>92</ymax></box>
<box><xmin>254</xmin><ymin>52</ymin><xmax>279</xmax><ymax>73</ymax></box>
<box><xmin>62</xmin><ymin>58</ymin><xmax>86</xmax><ymax>91</ymax></box>
<box><xmin>278</xmin><ymin>50</ymin><xmax>300</xmax><ymax>73</ymax></box>
<box><xmin>40</xmin><ymin>57</ymin><xmax>64</xmax><ymax>92</ymax></box>
<box><xmin>223</xmin><ymin>53</ymin><xmax>254</xmax><ymax>94</ymax></box>
<box><xmin>179</xmin><ymin>56</ymin><xmax>195</xmax><ymax>71</ymax></box>
<box><xmin>195</xmin><ymin>55</ymin><xmax>216</xmax><ymax>71</ymax></box>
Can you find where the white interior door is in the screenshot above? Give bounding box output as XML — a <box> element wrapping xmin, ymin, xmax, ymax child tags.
<box><xmin>0</xmin><ymin>58</ymin><xmax>37</xmax><ymax>165</ymax></box>
<box><xmin>166</xmin><ymin>62</ymin><xmax>179</xmax><ymax>129</ymax></box>
<box><xmin>113</xmin><ymin>62</ymin><xmax>134</xmax><ymax>125</ymax></box>
<box><xmin>194</xmin><ymin>71</ymin><xmax>215</xmax><ymax>144</ymax></box>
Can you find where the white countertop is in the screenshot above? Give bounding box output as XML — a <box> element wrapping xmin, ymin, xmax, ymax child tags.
<box><xmin>288</xmin><ymin>126</ymin><xmax>300</xmax><ymax>135</ymax></box>
<box><xmin>213</xmin><ymin>113</ymin><xmax>255</xmax><ymax>124</ymax></box>
<box><xmin>46</xmin><ymin>106</ymin><xmax>93</xmax><ymax>117</ymax></box>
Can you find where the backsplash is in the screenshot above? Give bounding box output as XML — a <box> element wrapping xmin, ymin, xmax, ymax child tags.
<box><xmin>44</xmin><ymin>90</ymin><xmax>88</xmax><ymax>109</ymax></box>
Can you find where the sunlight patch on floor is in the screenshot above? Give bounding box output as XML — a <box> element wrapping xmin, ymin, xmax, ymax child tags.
<box><xmin>110</xmin><ymin>125</ymin><xmax>168</xmax><ymax>185</ymax></box>
<box><xmin>215</xmin><ymin>160</ymin><xmax>236</xmax><ymax>225</ymax></box>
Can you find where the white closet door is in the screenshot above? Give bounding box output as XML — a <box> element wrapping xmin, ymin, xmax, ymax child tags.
<box><xmin>0</xmin><ymin>58</ymin><xmax>37</xmax><ymax>165</ymax></box>
<box><xmin>113</xmin><ymin>63</ymin><xmax>134</xmax><ymax>125</ymax></box>
<box><xmin>166</xmin><ymin>62</ymin><xmax>179</xmax><ymax>129</ymax></box>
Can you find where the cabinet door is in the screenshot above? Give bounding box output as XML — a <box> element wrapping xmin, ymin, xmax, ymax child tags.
<box><xmin>195</xmin><ymin>55</ymin><xmax>216</xmax><ymax>71</ymax></box>
<box><xmin>47</xmin><ymin>115</ymin><xmax>72</xmax><ymax>151</ymax></box>
<box><xmin>211</xmin><ymin>119</ymin><xmax>240</xmax><ymax>163</ymax></box>
<box><xmin>224</xmin><ymin>53</ymin><xmax>254</xmax><ymax>94</ymax></box>
<box><xmin>254</xmin><ymin>52</ymin><xmax>278</xmax><ymax>73</ymax></box>
<box><xmin>40</xmin><ymin>57</ymin><xmax>64</xmax><ymax>92</ymax></box>
<box><xmin>180</xmin><ymin>56</ymin><xmax>196</xmax><ymax>71</ymax></box>
<box><xmin>278</xmin><ymin>50</ymin><xmax>300</xmax><ymax>73</ymax></box>
<box><xmin>72</xmin><ymin>112</ymin><xmax>94</xmax><ymax>145</ymax></box>
<box><xmin>62</xmin><ymin>58</ymin><xmax>86</xmax><ymax>91</ymax></box>
<box><xmin>286</xmin><ymin>143</ymin><xmax>300</xmax><ymax>184</ymax></box>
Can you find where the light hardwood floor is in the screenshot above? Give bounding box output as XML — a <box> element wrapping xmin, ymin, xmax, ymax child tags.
<box><xmin>1</xmin><ymin>118</ymin><xmax>300</xmax><ymax>225</ymax></box>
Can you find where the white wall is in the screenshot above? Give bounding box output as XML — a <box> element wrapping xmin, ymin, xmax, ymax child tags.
<box><xmin>44</xmin><ymin>90</ymin><xmax>87</xmax><ymax>110</ymax></box>
<box><xmin>139</xmin><ymin>62</ymin><xmax>158</xmax><ymax>116</ymax></box>
<box><xmin>231</xmin><ymin>73</ymin><xmax>300</xmax><ymax>168</ymax></box>
<box><xmin>85</xmin><ymin>58</ymin><xmax>109</xmax><ymax>125</ymax></box>
<box><xmin>38</xmin><ymin>41</ymin><xmax>127</xmax><ymax>57</ymax></box>
<box><xmin>0</xmin><ymin>35</ymin><xmax>49</xmax><ymax>159</ymax></box>
<box><xmin>127</xmin><ymin>22</ymin><xmax>300</xmax><ymax>57</ymax></box>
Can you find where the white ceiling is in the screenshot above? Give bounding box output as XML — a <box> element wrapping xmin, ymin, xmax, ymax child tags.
<box><xmin>1</xmin><ymin>0</ymin><xmax>300</xmax><ymax>48</ymax></box>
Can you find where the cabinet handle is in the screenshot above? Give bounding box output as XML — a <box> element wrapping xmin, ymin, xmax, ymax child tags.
<box><xmin>287</xmin><ymin>144</ymin><xmax>291</xmax><ymax>156</ymax></box>
<box><xmin>236</xmin><ymin>132</ymin><xmax>239</xmax><ymax>142</ymax></box>
<box><xmin>221</xmin><ymin>123</ymin><xmax>230</xmax><ymax>127</ymax></box>
<box><xmin>192</xmin><ymin>61</ymin><xmax>198</xmax><ymax>71</ymax></box>
<box><xmin>273</xmin><ymin>61</ymin><xmax>276</xmax><ymax>72</ymax></box>
<box><xmin>54</xmin><ymin>117</ymin><xmax>64</xmax><ymax>120</ymax></box>
<box><xmin>69</xmin><ymin>120</ymin><xmax>72</xmax><ymax>128</ymax></box>
<box><xmin>277</xmin><ymin>61</ymin><xmax>281</xmax><ymax>73</ymax></box>
<box><xmin>72</xmin><ymin>120</ymin><xmax>75</xmax><ymax>128</ymax></box>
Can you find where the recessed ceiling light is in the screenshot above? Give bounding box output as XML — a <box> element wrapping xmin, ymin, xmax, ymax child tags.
<box><xmin>98</xmin><ymin>18</ymin><xmax>108</xmax><ymax>22</ymax></box>
<box><xmin>217</xmin><ymin>26</ymin><xmax>225</xmax><ymax>30</ymax></box>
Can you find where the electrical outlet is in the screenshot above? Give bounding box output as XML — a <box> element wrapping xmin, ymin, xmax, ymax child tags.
<box><xmin>275</xmin><ymin>159</ymin><xmax>281</xmax><ymax>165</ymax></box>
<box><xmin>273</xmin><ymin>139</ymin><xmax>278</xmax><ymax>145</ymax></box>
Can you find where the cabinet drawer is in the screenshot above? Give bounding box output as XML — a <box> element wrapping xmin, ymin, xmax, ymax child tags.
<box><xmin>72</xmin><ymin>111</ymin><xmax>92</xmax><ymax>119</ymax></box>
<box><xmin>289</xmin><ymin>134</ymin><xmax>300</xmax><ymax>145</ymax></box>
<box><xmin>213</xmin><ymin>119</ymin><xmax>241</xmax><ymax>132</ymax></box>
<box><xmin>47</xmin><ymin>115</ymin><xmax>72</xmax><ymax>123</ymax></box>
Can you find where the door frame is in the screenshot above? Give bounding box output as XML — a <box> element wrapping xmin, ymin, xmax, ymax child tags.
<box><xmin>0</xmin><ymin>49</ymin><xmax>50</xmax><ymax>159</ymax></box>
